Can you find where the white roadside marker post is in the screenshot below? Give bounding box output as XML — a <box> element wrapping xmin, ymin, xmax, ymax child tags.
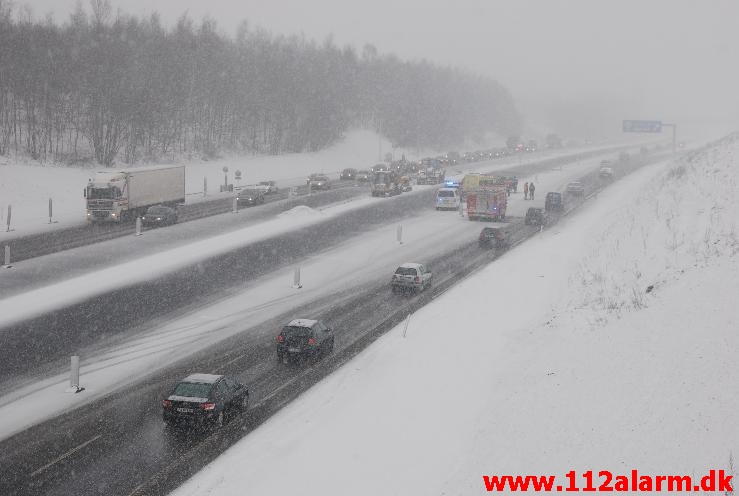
<box><xmin>5</xmin><ymin>204</ymin><xmax>11</xmax><ymax>232</ymax></box>
<box><xmin>402</xmin><ymin>313</ymin><xmax>412</xmax><ymax>338</ymax></box>
<box><xmin>397</xmin><ymin>224</ymin><xmax>403</xmax><ymax>244</ymax></box>
<box><xmin>203</xmin><ymin>176</ymin><xmax>208</xmax><ymax>197</ymax></box>
<box><xmin>3</xmin><ymin>245</ymin><xmax>10</xmax><ymax>268</ymax></box>
<box><xmin>233</xmin><ymin>197</ymin><xmax>238</xmax><ymax>213</ymax></box>
<box><xmin>48</xmin><ymin>198</ymin><xmax>53</xmax><ymax>224</ymax></box>
<box><xmin>292</xmin><ymin>267</ymin><xmax>302</xmax><ymax>289</ymax></box>
<box><xmin>135</xmin><ymin>216</ymin><xmax>142</xmax><ymax>236</ymax></box>
<box><xmin>66</xmin><ymin>355</ymin><xmax>85</xmax><ymax>393</ymax></box>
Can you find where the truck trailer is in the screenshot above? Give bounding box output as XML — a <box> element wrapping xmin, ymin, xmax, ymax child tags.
<box><xmin>84</xmin><ymin>166</ymin><xmax>186</xmax><ymax>222</ymax></box>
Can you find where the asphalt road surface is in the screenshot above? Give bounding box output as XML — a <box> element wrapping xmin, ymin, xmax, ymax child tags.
<box><xmin>0</xmin><ymin>150</ymin><xmax>671</xmax><ymax>496</ymax></box>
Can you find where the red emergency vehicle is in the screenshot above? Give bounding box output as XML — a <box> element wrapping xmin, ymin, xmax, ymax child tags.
<box><xmin>466</xmin><ymin>187</ymin><xmax>507</xmax><ymax>221</ymax></box>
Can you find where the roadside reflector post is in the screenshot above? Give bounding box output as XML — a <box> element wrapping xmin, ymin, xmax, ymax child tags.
<box><xmin>5</xmin><ymin>204</ymin><xmax>11</xmax><ymax>232</ymax></box>
<box><xmin>233</xmin><ymin>197</ymin><xmax>238</xmax><ymax>214</ymax></box>
<box><xmin>48</xmin><ymin>198</ymin><xmax>53</xmax><ymax>224</ymax></box>
<box><xmin>292</xmin><ymin>267</ymin><xmax>302</xmax><ymax>289</ymax></box>
<box><xmin>3</xmin><ymin>245</ymin><xmax>10</xmax><ymax>268</ymax></box>
<box><xmin>397</xmin><ymin>224</ymin><xmax>403</xmax><ymax>244</ymax></box>
<box><xmin>203</xmin><ymin>177</ymin><xmax>207</xmax><ymax>197</ymax></box>
<box><xmin>402</xmin><ymin>313</ymin><xmax>412</xmax><ymax>338</ymax></box>
<box><xmin>135</xmin><ymin>217</ymin><xmax>142</xmax><ymax>236</ymax></box>
<box><xmin>66</xmin><ymin>355</ymin><xmax>84</xmax><ymax>393</ymax></box>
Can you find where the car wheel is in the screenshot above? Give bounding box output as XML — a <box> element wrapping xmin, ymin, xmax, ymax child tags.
<box><xmin>326</xmin><ymin>338</ymin><xmax>334</xmax><ymax>354</ymax></box>
<box><xmin>215</xmin><ymin>411</ymin><xmax>224</xmax><ymax>428</ymax></box>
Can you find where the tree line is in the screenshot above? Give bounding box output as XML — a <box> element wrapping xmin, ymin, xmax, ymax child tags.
<box><xmin>0</xmin><ymin>0</ymin><xmax>521</xmax><ymax>166</ymax></box>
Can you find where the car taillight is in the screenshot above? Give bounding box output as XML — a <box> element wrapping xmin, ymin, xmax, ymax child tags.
<box><xmin>415</xmin><ymin>276</ymin><xmax>421</xmax><ymax>283</ymax></box>
<box><xmin>308</xmin><ymin>337</ymin><xmax>317</xmax><ymax>346</ymax></box>
<box><xmin>277</xmin><ymin>334</ymin><xmax>284</xmax><ymax>343</ymax></box>
<box><xmin>162</xmin><ymin>399</ymin><xmax>172</xmax><ymax>408</ymax></box>
<box><xmin>200</xmin><ymin>402</ymin><xmax>216</xmax><ymax>411</ymax></box>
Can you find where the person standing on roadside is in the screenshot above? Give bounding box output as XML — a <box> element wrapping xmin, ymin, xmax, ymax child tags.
<box><xmin>529</xmin><ymin>182</ymin><xmax>536</xmax><ymax>200</ymax></box>
<box><xmin>523</xmin><ymin>181</ymin><xmax>529</xmax><ymax>200</ymax></box>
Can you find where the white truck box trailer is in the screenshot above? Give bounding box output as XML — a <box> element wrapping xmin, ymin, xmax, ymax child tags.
<box><xmin>85</xmin><ymin>166</ymin><xmax>185</xmax><ymax>222</ymax></box>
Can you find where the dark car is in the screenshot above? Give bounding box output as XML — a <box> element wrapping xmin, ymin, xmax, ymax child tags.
<box><xmin>162</xmin><ymin>373</ymin><xmax>249</xmax><ymax>429</ymax></box>
<box><xmin>276</xmin><ymin>319</ymin><xmax>334</xmax><ymax>362</ymax></box>
<box><xmin>372</xmin><ymin>163</ymin><xmax>389</xmax><ymax>173</ymax></box>
<box><xmin>142</xmin><ymin>205</ymin><xmax>177</xmax><ymax>226</ymax></box>
<box><xmin>356</xmin><ymin>170</ymin><xmax>371</xmax><ymax>182</ymax></box>
<box><xmin>340</xmin><ymin>168</ymin><xmax>357</xmax><ymax>180</ymax></box>
<box><xmin>308</xmin><ymin>175</ymin><xmax>331</xmax><ymax>190</ymax></box>
<box><xmin>525</xmin><ymin>207</ymin><xmax>548</xmax><ymax>226</ymax></box>
<box><xmin>545</xmin><ymin>192</ymin><xmax>563</xmax><ymax>212</ymax></box>
<box><xmin>478</xmin><ymin>226</ymin><xmax>510</xmax><ymax>249</ymax></box>
<box><xmin>236</xmin><ymin>188</ymin><xmax>265</xmax><ymax>206</ymax></box>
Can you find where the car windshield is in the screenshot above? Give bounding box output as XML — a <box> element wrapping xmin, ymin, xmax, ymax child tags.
<box><xmin>172</xmin><ymin>382</ymin><xmax>211</xmax><ymax>398</ymax></box>
<box><xmin>242</xmin><ymin>190</ymin><xmax>259</xmax><ymax>195</ymax></box>
<box><xmin>146</xmin><ymin>207</ymin><xmax>169</xmax><ymax>214</ymax></box>
<box><xmin>313</xmin><ymin>176</ymin><xmax>328</xmax><ymax>181</ymax></box>
<box><xmin>395</xmin><ymin>267</ymin><xmax>418</xmax><ymax>276</ymax></box>
<box><xmin>282</xmin><ymin>325</ymin><xmax>313</xmax><ymax>337</ymax></box>
<box><xmin>259</xmin><ymin>181</ymin><xmax>271</xmax><ymax>186</ymax></box>
<box><xmin>437</xmin><ymin>190</ymin><xmax>455</xmax><ymax>198</ymax></box>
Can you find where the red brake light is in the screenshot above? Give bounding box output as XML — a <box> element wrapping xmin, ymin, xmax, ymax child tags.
<box><xmin>277</xmin><ymin>334</ymin><xmax>285</xmax><ymax>343</ymax></box>
<box><xmin>308</xmin><ymin>337</ymin><xmax>317</xmax><ymax>346</ymax></box>
<box><xmin>200</xmin><ymin>402</ymin><xmax>216</xmax><ymax>411</ymax></box>
<box><xmin>162</xmin><ymin>399</ymin><xmax>172</xmax><ymax>408</ymax></box>
<box><xmin>414</xmin><ymin>276</ymin><xmax>421</xmax><ymax>283</ymax></box>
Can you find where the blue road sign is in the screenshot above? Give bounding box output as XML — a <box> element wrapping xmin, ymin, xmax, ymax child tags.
<box><xmin>623</xmin><ymin>120</ymin><xmax>662</xmax><ymax>133</ymax></box>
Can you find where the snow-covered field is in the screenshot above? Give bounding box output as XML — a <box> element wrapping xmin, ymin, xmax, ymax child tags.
<box><xmin>170</xmin><ymin>135</ymin><xmax>739</xmax><ymax>496</ymax></box>
<box><xmin>0</xmin><ymin>154</ymin><xmax>603</xmax><ymax>441</ymax></box>
<box><xmin>0</xmin><ymin>130</ymin><xmax>424</xmax><ymax>237</ymax></box>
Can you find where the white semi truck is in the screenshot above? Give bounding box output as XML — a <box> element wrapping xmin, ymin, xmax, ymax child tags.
<box><xmin>84</xmin><ymin>166</ymin><xmax>185</xmax><ymax>222</ymax></box>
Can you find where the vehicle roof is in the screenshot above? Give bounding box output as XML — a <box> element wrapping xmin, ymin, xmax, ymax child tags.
<box><xmin>398</xmin><ymin>262</ymin><xmax>423</xmax><ymax>269</ymax></box>
<box><xmin>287</xmin><ymin>318</ymin><xmax>318</xmax><ymax>327</ymax></box>
<box><xmin>181</xmin><ymin>373</ymin><xmax>223</xmax><ymax>384</ymax></box>
<box><xmin>437</xmin><ymin>187</ymin><xmax>457</xmax><ymax>192</ymax></box>
<box><xmin>568</xmin><ymin>181</ymin><xmax>583</xmax><ymax>185</ymax></box>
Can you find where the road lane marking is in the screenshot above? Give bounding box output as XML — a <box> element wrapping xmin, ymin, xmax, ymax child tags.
<box><xmin>29</xmin><ymin>434</ymin><xmax>102</xmax><ymax>477</ymax></box>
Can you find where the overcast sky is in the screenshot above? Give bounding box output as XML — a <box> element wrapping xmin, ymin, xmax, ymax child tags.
<box><xmin>28</xmin><ymin>0</ymin><xmax>739</xmax><ymax>140</ymax></box>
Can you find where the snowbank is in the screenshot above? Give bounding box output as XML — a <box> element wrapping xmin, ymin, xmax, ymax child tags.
<box><xmin>171</xmin><ymin>136</ymin><xmax>738</xmax><ymax>496</ymax></box>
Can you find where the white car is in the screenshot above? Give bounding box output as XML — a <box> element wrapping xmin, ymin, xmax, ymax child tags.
<box><xmin>435</xmin><ymin>187</ymin><xmax>461</xmax><ymax>210</ymax></box>
<box><xmin>566</xmin><ymin>181</ymin><xmax>585</xmax><ymax>195</ymax></box>
<box><xmin>391</xmin><ymin>263</ymin><xmax>433</xmax><ymax>293</ymax></box>
<box><xmin>257</xmin><ymin>180</ymin><xmax>278</xmax><ymax>194</ymax></box>
<box><xmin>599</xmin><ymin>167</ymin><xmax>614</xmax><ymax>178</ymax></box>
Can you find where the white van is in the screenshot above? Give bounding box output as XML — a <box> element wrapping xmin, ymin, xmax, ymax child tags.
<box><xmin>435</xmin><ymin>188</ymin><xmax>461</xmax><ymax>210</ymax></box>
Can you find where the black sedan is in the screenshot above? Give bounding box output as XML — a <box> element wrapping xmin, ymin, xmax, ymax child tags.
<box><xmin>276</xmin><ymin>318</ymin><xmax>334</xmax><ymax>363</ymax></box>
<box><xmin>162</xmin><ymin>373</ymin><xmax>249</xmax><ymax>429</ymax></box>
<box><xmin>142</xmin><ymin>205</ymin><xmax>177</xmax><ymax>227</ymax></box>
<box><xmin>236</xmin><ymin>188</ymin><xmax>265</xmax><ymax>206</ymax></box>
<box><xmin>340</xmin><ymin>168</ymin><xmax>357</xmax><ymax>180</ymax></box>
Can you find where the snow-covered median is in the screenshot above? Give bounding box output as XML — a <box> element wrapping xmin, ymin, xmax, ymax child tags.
<box><xmin>172</xmin><ymin>136</ymin><xmax>738</xmax><ymax>496</ymax></box>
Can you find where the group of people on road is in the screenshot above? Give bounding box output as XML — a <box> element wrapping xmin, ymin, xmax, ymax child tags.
<box><xmin>523</xmin><ymin>181</ymin><xmax>536</xmax><ymax>200</ymax></box>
